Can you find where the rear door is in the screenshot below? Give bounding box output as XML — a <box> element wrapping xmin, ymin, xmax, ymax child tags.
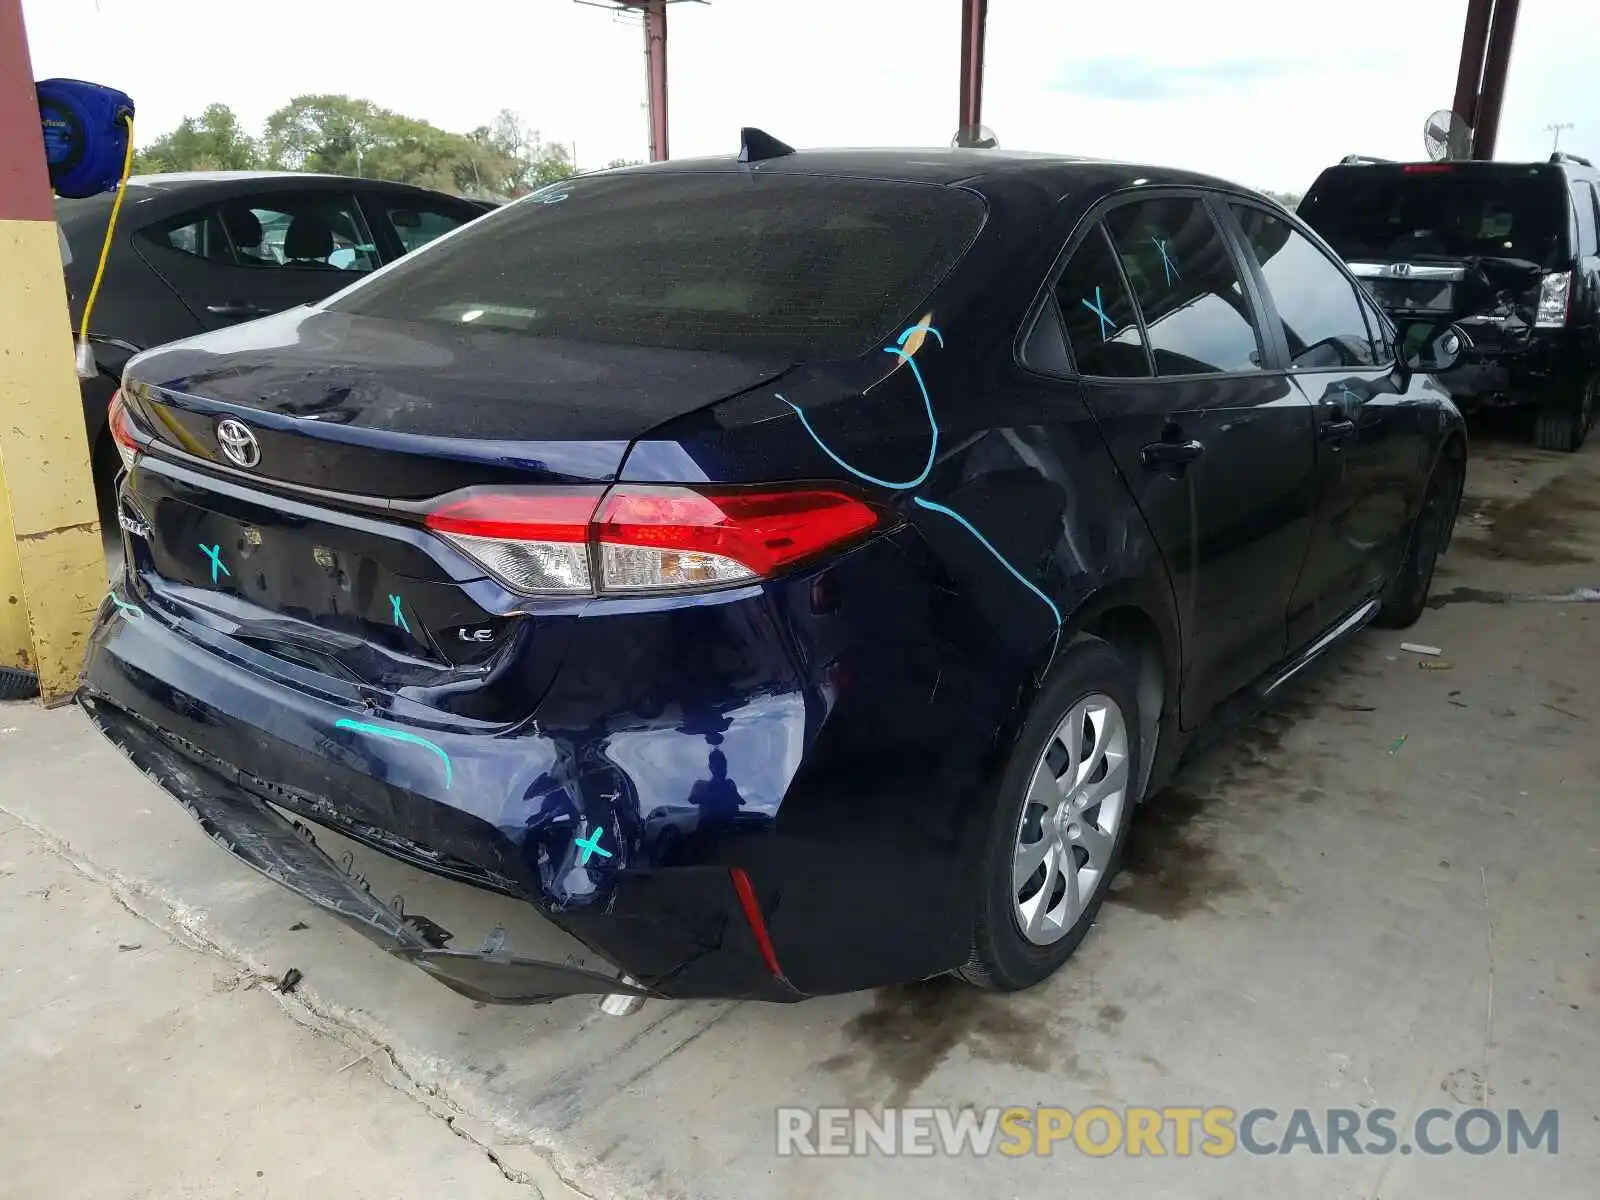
<box><xmin>1225</xmin><ymin>202</ymin><xmax>1421</xmax><ymax>648</ymax></box>
<box><xmin>135</xmin><ymin>187</ymin><xmax>379</xmax><ymax>329</ymax></box>
<box><xmin>1043</xmin><ymin>192</ymin><xmax>1316</xmax><ymax>724</ymax></box>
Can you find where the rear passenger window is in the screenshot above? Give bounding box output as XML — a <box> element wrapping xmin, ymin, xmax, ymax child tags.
<box><xmin>142</xmin><ymin>209</ymin><xmax>236</xmax><ymax>263</ymax></box>
<box><xmin>375</xmin><ymin>199</ymin><xmax>472</xmax><ymax>254</ymax></box>
<box><xmin>1051</xmin><ymin>224</ymin><xmax>1149</xmax><ymax>377</ymax></box>
<box><xmin>1105</xmin><ymin>197</ymin><xmax>1263</xmax><ymax>376</ymax></box>
<box><xmin>1230</xmin><ymin>205</ymin><xmax>1381</xmax><ymax>370</ymax></box>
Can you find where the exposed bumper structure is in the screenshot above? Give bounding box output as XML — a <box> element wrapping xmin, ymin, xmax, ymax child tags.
<box><xmin>79</xmin><ymin>587</ymin><xmax>805</xmax><ymax>1003</ymax></box>
<box><xmin>83</xmin><ymin>697</ymin><xmax>656</xmax><ymax>1003</ymax></box>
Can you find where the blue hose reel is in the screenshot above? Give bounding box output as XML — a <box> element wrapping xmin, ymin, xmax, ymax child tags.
<box><xmin>35</xmin><ymin>78</ymin><xmax>135</xmax><ymax>199</ymax></box>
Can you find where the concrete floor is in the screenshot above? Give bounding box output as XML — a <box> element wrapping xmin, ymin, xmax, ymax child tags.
<box><xmin>3</xmin><ymin>425</ymin><xmax>1598</xmax><ymax>1199</ymax></box>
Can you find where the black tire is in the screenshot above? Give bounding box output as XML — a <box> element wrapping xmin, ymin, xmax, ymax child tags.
<box><xmin>1533</xmin><ymin>374</ymin><xmax>1595</xmax><ymax>453</ymax></box>
<box><xmin>0</xmin><ymin>667</ymin><xmax>40</xmax><ymax>701</ymax></box>
<box><xmin>958</xmin><ymin>636</ymin><xmax>1141</xmax><ymax>991</ymax></box>
<box><xmin>1375</xmin><ymin>454</ymin><xmax>1458</xmax><ymax>629</ymax></box>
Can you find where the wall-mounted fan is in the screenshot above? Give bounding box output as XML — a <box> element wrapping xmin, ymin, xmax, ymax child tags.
<box><xmin>952</xmin><ymin>124</ymin><xmax>1000</xmax><ymax>150</ymax></box>
<box><xmin>1424</xmin><ymin>110</ymin><xmax>1472</xmax><ymax>161</ymax></box>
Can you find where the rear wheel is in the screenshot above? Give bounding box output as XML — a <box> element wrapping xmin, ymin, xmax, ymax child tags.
<box><xmin>1533</xmin><ymin>374</ymin><xmax>1596</xmax><ymax>453</ymax></box>
<box><xmin>958</xmin><ymin>637</ymin><xmax>1140</xmax><ymax>991</ymax></box>
<box><xmin>1375</xmin><ymin>455</ymin><xmax>1458</xmax><ymax>629</ymax></box>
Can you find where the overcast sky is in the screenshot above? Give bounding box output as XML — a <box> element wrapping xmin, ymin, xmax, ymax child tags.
<box><xmin>21</xmin><ymin>0</ymin><xmax>1597</xmax><ymax>193</ymax></box>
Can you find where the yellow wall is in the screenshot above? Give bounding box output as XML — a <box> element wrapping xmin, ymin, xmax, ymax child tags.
<box><xmin>0</xmin><ymin>217</ymin><xmax>103</xmax><ymax>701</ymax></box>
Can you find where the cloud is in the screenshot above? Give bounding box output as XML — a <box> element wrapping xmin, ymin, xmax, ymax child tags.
<box><xmin>1053</xmin><ymin>56</ymin><xmax>1307</xmax><ymax>101</ymax></box>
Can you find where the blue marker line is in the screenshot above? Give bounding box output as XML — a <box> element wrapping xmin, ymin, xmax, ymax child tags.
<box><xmin>334</xmin><ymin>718</ymin><xmax>453</xmax><ymax>789</ymax></box>
<box><xmin>912</xmin><ymin>496</ymin><xmax>1063</xmax><ymax>662</ymax></box>
<box><xmin>782</xmin><ymin>321</ymin><xmax>1064</xmax><ymax>672</ymax></box>
<box><xmin>777</xmin><ymin>323</ymin><xmax>944</xmax><ymax>491</ymax></box>
<box><xmin>1082</xmin><ymin>287</ymin><xmax>1115</xmax><ymax>341</ymax></box>
<box><xmin>389</xmin><ymin>594</ymin><xmax>409</xmax><ymax>633</ymax></box>
<box><xmin>1152</xmin><ymin>237</ymin><xmax>1180</xmax><ymax>285</ymax></box>
<box><xmin>106</xmin><ymin>591</ymin><xmax>144</xmax><ymax>621</ymax></box>
<box><xmin>198</xmin><ymin>543</ymin><xmax>230</xmax><ymax>585</ymax></box>
<box><xmin>574</xmin><ymin>825</ymin><xmax>613</xmax><ymax>866</ymax></box>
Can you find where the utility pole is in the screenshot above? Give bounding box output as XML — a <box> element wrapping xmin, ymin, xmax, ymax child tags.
<box><xmin>1546</xmin><ymin>121</ymin><xmax>1573</xmax><ymax>152</ymax></box>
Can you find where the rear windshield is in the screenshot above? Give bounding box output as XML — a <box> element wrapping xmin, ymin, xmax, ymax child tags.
<box><xmin>1299</xmin><ymin>166</ymin><xmax>1568</xmax><ymax>265</ymax></box>
<box><xmin>326</xmin><ymin>172</ymin><xmax>986</xmax><ymax>359</ymax></box>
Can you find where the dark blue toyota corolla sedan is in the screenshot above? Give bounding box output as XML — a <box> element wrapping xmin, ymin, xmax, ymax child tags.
<box><xmin>81</xmin><ymin>136</ymin><xmax>1468</xmax><ymax>1005</ymax></box>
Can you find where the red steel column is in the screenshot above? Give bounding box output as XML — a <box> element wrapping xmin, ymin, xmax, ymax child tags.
<box><xmin>1472</xmin><ymin>0</ymin><xmax>1521</xmax><ymax>160</ymax></box>
<box><xmin>0</xmin><ymin>0</ymin><xmax>50</xmax><ymax>224</ymax></box>
<box><xmin>643</xmin><ymin>0</ymin><xmax>669</xmax><ymax>161</ymax></box>
<box><xmin>957</xmin><ymin>0</ymin><xmax>988</xmax><ymax>143</ymax></box>
<box><xmin>1451</xmin><ymin>0</ymin><xmax>1494</xmax><ymax>134</ymax></box>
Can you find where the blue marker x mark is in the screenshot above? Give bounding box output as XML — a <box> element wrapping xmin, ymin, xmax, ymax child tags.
<box><xmin>1151</xmin><ymin>237</ymin><xmax>1180</xmax><ymax>286</ymax></box>
<box><xmin>389</xmin><ymin>594</ymin><xmax>409</xmax><ymax>633</ymax></box>
<box><xmin>1081</xmin><ymin>287</ymin><xmax>1115</xmax><ymax>341</ymax></box>
<box><xmin>574</xmin><ymin>825</ymin><xmax>613</xmax><ymax>866</ymax></box>
<box><xmin>198</xmin><ymin>543</ymin><xmax>230</xmax><ymax>585</ymax></box>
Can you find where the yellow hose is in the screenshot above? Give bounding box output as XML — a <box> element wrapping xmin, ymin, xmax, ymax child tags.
<box><xmin>75</xmin><ymin>114</ymin><xmax>135</xmax><ymax>375</ymax></box>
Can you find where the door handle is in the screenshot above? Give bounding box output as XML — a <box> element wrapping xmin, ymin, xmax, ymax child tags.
<box><xmin>1318</xmin><ymin>417</ymin><xmax>1357</xmax><ymax>442</ymax></box>
<box><xmin>1140</xmin><ymin>439</ymin><xmax>1205</xmax><ymax>470</ymax></box>
<box><xmin>206</xmin><ymin>303</ymin><xmax>273</xmax><ymax>318</ymax></box>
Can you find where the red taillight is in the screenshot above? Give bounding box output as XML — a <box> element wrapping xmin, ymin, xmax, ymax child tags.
<box><xmin>594</xmin><ymin>486</ymin><xmax>880</xmax><ymax>591</ymax></box>
<box><xmin>424</xmin><ymin>489</ymin><xmax>601</xmax><ymax>542</ymax></box>
<box><xmin>1403</xmin><ymin>163</ymin><xmax>1454</xmax><ymax>173</ymax></box>
<box><xmin>422</xmin><ymin>484</ymin><xmax>881</xmax><ymax>596</ymax></box>
<box><xmin>107</xmin><ymin>388</ymin><xmax>139</xmax><ymax>470</ymax></box>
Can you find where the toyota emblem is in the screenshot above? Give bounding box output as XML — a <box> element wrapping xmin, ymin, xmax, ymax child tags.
<box><xmin>216</xmin><ymin>419</ymin><xmax>261</xmax><ymax>469</ymax></box>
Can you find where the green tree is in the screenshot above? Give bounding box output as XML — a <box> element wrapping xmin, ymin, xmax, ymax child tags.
<box><xmin>133</xmin><ymin>104</ymin><xmax>259</xmax><ymax>173</ymax></box>
<box><xmin>136</xmin><ymin>96</ymin><xmax>577</xmax><ymax>197</ymax></box>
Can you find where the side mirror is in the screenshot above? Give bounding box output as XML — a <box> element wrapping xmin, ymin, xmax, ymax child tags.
<box><xmin>1396</xmin><ymin>319</ymin><xmax>1468</xmax><ymax>374</ymax></box>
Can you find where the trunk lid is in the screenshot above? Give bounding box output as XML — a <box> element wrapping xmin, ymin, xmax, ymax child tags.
<box><xmin>119</xmin><ymin>308</ymin><xmax>794</xmax><ymax>722</ymax></box>
<box><xmin>125</xmin><ymin>306</ymin><xmax>792</xmax><ymax>495</ymax></box>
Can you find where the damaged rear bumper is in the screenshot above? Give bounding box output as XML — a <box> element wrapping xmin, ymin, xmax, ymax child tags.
<box><xmin>85</xmin><ymin>698</ymin><xmax>661</xmax><ymax>1003</ymax></box>
<box><xmin>79</xmin><ymin>590</ymin><xmax>804</xmax><ymax>1004</ymax></box>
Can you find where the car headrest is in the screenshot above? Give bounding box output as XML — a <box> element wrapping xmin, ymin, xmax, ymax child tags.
<box><xmin>283</xmin><ymin>214</ymin><xmax>334</xmax><ymax>261</ymax></box>
<box><xmin>219</xmin><ymin>205</ymin><xmax>263</xmax><ymax>250</ymax></box>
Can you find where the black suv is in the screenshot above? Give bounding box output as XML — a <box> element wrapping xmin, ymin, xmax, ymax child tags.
<box><xmin>1299</xmin><ymin>154</ymin><xmax>1600</xmax><ymax>451</ymax></box>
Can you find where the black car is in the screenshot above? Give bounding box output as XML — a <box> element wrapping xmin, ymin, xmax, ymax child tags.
<box><xmin>57</xmin><ymin>171</ymin><xmax>490</xmax><ymax>506</ymax></box>
<box><xmin>83</xmin><ymin>144</ymin><xmax>1468</xmax><ymax>1004</ymax></box>
<box><xmin>1300</xmin><ymin>154</ymin><xmax>1600</xmax><ymax>451</ymax></box>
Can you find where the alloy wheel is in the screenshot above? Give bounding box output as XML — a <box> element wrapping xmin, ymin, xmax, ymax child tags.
<box><xmin>1011</xmin><ymin>693</ymin><xmax>1131</xmax><ymax>946</ymax></box>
